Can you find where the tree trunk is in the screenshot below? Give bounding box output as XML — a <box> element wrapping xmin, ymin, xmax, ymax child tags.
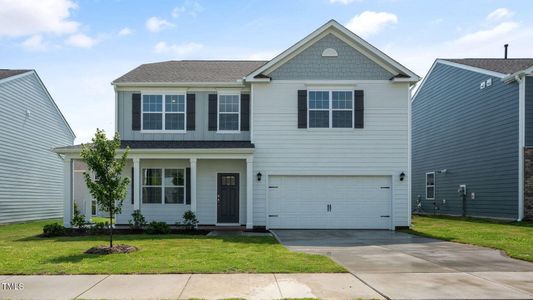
<box><xmin>109</xmin><ymin>206</ymin><xmax>113</xmax><ymax>248</ymax></box>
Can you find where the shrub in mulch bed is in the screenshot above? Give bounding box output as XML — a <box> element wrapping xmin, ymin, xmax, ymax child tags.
<box><xmin>85</xmin><ymin>244</ymin><xmax>138</xmax><ymax>254</ymax></box>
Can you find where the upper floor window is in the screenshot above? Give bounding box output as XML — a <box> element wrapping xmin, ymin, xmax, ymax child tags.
<box><xmin>426</xmin><ymin>172</ymin><xmax>435</xmax><ymax>200</ymax></box>
<box><xmin>142</xmin><ymin>94</ymin><xmax>185</xmax><ymax>131</ymax></box>
<box><xmin>218</xmin><ymin>94</ymin><xmax>240</xmax><ymax>132</ymax></box>
<box><xmin>308</xmin><ymin>91</ymin><xmax>353</xmax><ymax>128</ymax></box>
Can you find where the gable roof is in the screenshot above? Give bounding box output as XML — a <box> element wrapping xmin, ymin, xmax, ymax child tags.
<box><xmin>442</xmin><ymin>59</ymin><xmax>533</xmax><ymax>75</ymax></box>
<box><xmin>245</xmin><ymin>19</ymin><xmax>420</xmax><ymax>83</ymax></box>
<box><xmin>0</xmin><ymin>69</ymin><xmax>75</xmax><ymax>138</ymax></box>
<box><xmin>0</xmin><ymin>69</ymin><xmax>31</xmax><ymax>81</ymax></box>
<box><xmin>112</xmin><ymin>60</ymin><xmax>267</xmax><ymax>85</ymax></box>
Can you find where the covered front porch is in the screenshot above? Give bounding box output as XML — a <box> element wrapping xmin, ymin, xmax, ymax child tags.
<box><xmin>57</xmin><ymin>143</ymin><xmax>255</xmax><ymax>229</ymax></box>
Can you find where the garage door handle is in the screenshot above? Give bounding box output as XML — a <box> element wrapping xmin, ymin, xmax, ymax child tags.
<box><xmin>269</xmin><ymin>214</ymin><xmax>279</xmax><ymax>217</ymax></box>
<box><xmin>269</xmin><ymin>186</ymin><xmax>279</xmax><ymax>189</ymax></box>
<box><xmin>380</xmin><ymin>215</ymin><xmax>390</xmax><ymax>218</ymax></box>
<box><xmin>380</xmin><ymin>187</ymin><xmax>390</xmax><ymax>189</ymax></box>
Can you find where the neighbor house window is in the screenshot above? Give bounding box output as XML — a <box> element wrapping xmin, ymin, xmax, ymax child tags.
<box><xmin>308</xmin><ymin>90</ymin><xmax>353</xmax><ymax>128</ymax></box>
<box><xmin>426</xmin><ymin>172</ymin><xmax>435</xmax><ymax>200</ymax></box>
<box><xmin>142</xmin><ymin>168</ymin><xmax>185</xmax><ymax>204</ymax></box>
<box><xmin>142</xmin><ymin>94</ymin><xmax>185</xmax><ymax>131</ymax></box>
<box><xmin>218</xmin><ymin>94</ymin><xmax>240</xmax><ymax>131</ymax></box>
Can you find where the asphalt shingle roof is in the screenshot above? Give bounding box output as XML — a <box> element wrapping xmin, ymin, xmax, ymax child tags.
<box><xmin>112</xmin><ymin>60</ymin><xmax>267</xmax><ymax>83</ymax></box>
<box><xmin>443</xmin><ymin>59</ymin><xmax>533</xmax><ymax>75</ymax></box>
<box><xmin>0</xmin><ymin>69</ymin><xmax>31</xmax><ymax>80</ymax></box>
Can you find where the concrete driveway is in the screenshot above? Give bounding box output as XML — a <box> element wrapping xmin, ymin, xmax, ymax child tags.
<box><xmin>273</xmin><ymin>230</ymin><xmax>533</xmax><ymax>300</ymax></box>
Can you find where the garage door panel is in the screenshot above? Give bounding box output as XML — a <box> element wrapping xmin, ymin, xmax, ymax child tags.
<box><xmin>268</xmin><ymin>175</ymin><xmax>392</xmax><ymax>229</ymax></box>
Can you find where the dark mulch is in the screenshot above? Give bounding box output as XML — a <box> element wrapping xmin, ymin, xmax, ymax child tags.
<box><xmin>85</xmin><ymin>244</ymin><xmax>138</xmax><ymax>254</ymax></box>
<box><xmin>41</xmin><ymin>228</ymin><xmax>210</xmax><ymax>237</ymax></box>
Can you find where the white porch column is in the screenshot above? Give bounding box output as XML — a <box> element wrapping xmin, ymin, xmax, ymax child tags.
<box><xmin>63</xmin><ymin>158</ymin><xmax>72</xmax><ymax>227</ymax></box>
<box><xmin>133</xmin><ymin>158</ymin><xmax>140</xmax><ymax>210</ymax></box>
<box><xmin>246</xmin><ymin>157</ymin><xmax>254</xmax><ymax>229</ymax></box>
<box><xmin>190</xmin><ymin>158</ymin><xmax>197</xmax><ymax>213</ymax></box>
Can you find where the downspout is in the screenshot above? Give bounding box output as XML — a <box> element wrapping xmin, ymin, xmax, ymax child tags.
<box><xmin>518</xmin><ymin>74</ymin><xmax>525</xmax><ymax>221</ymax></box>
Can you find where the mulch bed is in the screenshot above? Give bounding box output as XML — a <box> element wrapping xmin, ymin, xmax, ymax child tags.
<box><xmin>85</xmin><ymin>244</ymin><xmax>138</xmax><ymax>254</ymax></box>
<box><xmin>41</xmin><ymin>228</ymin><xmax>210</xmax><ymax>237</ymax></box>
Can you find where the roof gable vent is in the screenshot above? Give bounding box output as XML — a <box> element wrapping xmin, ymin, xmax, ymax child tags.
<box><xmin>322</xmin><ymin>48</ymin><xmax>338</xmax><ymax>57</ymax></box>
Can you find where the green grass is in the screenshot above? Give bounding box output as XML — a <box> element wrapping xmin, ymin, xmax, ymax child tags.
<box><xmin>90</xmin><ymin>216</ymin><xmax>114</xmax><ymax>224</ymax></box>
<box><xmin>0</xmin><ymin>219</ymin><xmax>345</xmax><ymax>275</ymax></box>
<box><xmin>407</xmin><ymin>215</ymin><xmax>533</xmax><ymax>262</ymax></box>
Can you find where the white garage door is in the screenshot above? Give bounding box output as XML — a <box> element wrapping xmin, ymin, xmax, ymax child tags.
<box><xmin>268</xmin><ymin>175</ymin><xmax>392</xmax><ymax>229</ymax></box>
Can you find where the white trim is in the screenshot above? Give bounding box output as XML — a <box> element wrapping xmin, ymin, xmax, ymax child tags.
<box><xmin>141</xmin><ymin>167</ymin><xmax>187</xmax><ymax>205</ymax></box>
<box><xmin>250</xmin><ymin>84</ymin><xmax>255</xmax><ymax>143</ymax></box>
<box><xmin>425</xmin><ymin>172</ymin><xmax>435</xmax><ymax>200</ymax></box>
<box><xmin>114</xmin><ymin>87</ymin><xmax>119</xmax><ymax>133</ymax></box>
<box><xmin>412</xmin><ymin>59</ymin><xmax>508</xmax><ymax>104</ymax></box>
<box><xmin>216</xmin><ymin>172</ymin><xmax>242</xmax><ymax>225</ymax></box>
<box><xmin>141</xmin><ymin>92</ymin><xmax>187</xmax><ymax>133</ymax></box>
<box><xmin>190</xmin><ymin>158</ymin><xmax>197</xmax><ymax>213</ymax></box>
<box><xmin>307</xmin><ymin>90</ymin><xmax>354</xmax><ymax>129</ymax></box>
<box><xmin>63</xmin><ymin>158</ymin><xmax>72</xmax><ymax>227</ymax></box>
<box><xmin>246</xmin><ymin>157</ymin><xmax>254</xmax><ymax>229</ymax></box>
<box><xmin>217</xmin><ymin>93</ymin><xmax>241</xmax><ymax>133</ymax></box>
<box><xmin>407</xmin><ymin>86</ymin><xmax>413</xmax><ymax>226</ymax></box>
<box><xmin>133</xmin><ymin>158</ymin><xmax>141</xmax><ymax>210</ymax></box>
<box><xmin>503</xmin><ymin>65</ymin><xmax>533</xmax><ymax>83</ymax></box>
<box><xmin>245</xmin><ymin>20</ymin><xmax>419</xmax><ymax>82</ymax></box>
<box><xmin>56</xmin><ymin>149</ymin><xmax>255</xmax><ymax>157</ymax></box>
<box><xmin>518</xmin><ymin>77</ymin><xmax>526</xmax><ymax>221</ymax></box>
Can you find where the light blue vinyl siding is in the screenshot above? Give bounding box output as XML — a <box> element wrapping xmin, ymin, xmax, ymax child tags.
<box><xmin>268</xmin><ymin>33</ymin><xmax>393</xmax><ymax>80</ymax></box>
<box><xmin>412</xmin><ymin>63</ymin><xmax>519</xmax><ymax>219</ymax></box>
<box><xmin>0</xmin><ymin>73</ymin><xmax>75</xmax><ymax>223</ymax></box>
<box><xmin>117</xmin><ymin>91</ymin><xmax>250</xmax><ymax>141</ymax></box>
<box><xmin>524</xmin><ymin>77</ymin><xmax>533</xmax><ymax>146</ymax></box>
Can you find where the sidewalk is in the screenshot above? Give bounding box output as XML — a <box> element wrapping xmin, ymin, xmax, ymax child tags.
<box><xmin>0</xmin><ymin>273</ymin><xmax>384</xmax><ymax>300</ymax></box>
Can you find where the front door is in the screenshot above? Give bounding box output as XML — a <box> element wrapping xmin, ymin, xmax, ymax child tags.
<box><xmin>217</xmin><ymin>173</ymin><xmax>239</xmax><ymax>223</ymax></box>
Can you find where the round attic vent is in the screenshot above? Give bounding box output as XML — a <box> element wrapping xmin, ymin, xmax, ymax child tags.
<box><xmin>322</xmin><ymin>48</ymin><xmax>338</xmax><ymax>57</ymax></box>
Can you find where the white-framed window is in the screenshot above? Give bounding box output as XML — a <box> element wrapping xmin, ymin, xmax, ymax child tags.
<box><xmin>308</xmin><ymin>90</ymin><xmax>353</xmax><ymax>128</ymax></box>
<box><xmin>218</xmin><ymin>94</ymin><xmax>240</xmax><ymax>132</ymax></box>
<box><xmin>426</xmin><ymin>172</ymin><xmax>435</xmax><ymax>200</ymax></box>
<box><xmin>142</xmin><ymin>168</ymin><xmax>185</xmax><ymax>204</ymax></box>
<box><xmin>142</xmin><ymin>94</ymin><xmax>186</xmax><ymax>132</ymax></box>
<box><xmin>91</xmin><ymin>200</ymin><xmax>97</xmax><ymax>216</ymax></box>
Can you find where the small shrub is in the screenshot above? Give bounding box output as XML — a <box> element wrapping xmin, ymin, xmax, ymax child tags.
<box><xmin>71</xmin><ymin>203</ymin><xmax>87</xmax><ymax>230</ymax></box>
<box><xmin>146</xmin><ymin>221</ymin><xmax>170</xmax><ymax>234</ymax></box>
<box><xmin>129</xmin><ymin>210</ymin><xmax>146</xmax><ymax>230</ymax></box>
<box><xmin>89</xmin><ymin>222</ymin><xmax>108</xmax><ymax>235</ymax></box>
<box><xmin>182</xmin><ymin>210</ymin><xmax>199</xmax><ymax>230</ymax></box>
<box><xmin>43</xmin><ymin>223</ymin><xmax>66</xmax><ymax>237</ymax></box>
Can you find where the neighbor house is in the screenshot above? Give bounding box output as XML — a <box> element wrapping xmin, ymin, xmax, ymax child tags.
<box><xmin>55</xmin><ymin>20</ymin><xmax>419</xmax><ymax>230</ymax></box>
<box><xmin>0</xmin><ymin>69</ymin><xmax>75</xmax><ymax>223</ymax></box>
<box><xmin>412</xmin><ymin>58</ymin><xmax>533</xmax><ymax>220</ymax></box>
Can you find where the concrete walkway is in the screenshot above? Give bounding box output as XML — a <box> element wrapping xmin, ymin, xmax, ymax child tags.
<box><xmin>273</xmin><ymin>230</ymin><xmax>533</xmax><ymax>300</ymax></box>
<box><xmin>0</xmin><ymin>273</ymin><xmax>383</xmax><ymax>300</ymax></box>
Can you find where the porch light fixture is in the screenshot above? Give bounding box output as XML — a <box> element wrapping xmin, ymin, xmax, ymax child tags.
<box><xmin>400</xmin><ymin>172</ymin><xmax>405</xmax><ymax>181</ymax></box>
<box><xmin>257</xmin><ymin>172</ymin><xmax>262</xmax><ymax>182</ymax></box>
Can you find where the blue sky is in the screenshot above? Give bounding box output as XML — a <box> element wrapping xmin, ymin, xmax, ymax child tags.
<box><xmin>1</xmin><ymin>0</ymin><xmax>532</xmax><ymax>143</ymax></box>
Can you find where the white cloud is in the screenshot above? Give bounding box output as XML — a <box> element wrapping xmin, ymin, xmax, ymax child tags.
<box><xmin>118</xmin><ymin>27</ymin><xmax>133</xmax><ymax>36</ymax></box>
<box><xmin>154</xmin><ymin>41</ymin><xmax>203</xmax><ymax>56</ymax></box>
<box><xmin>329</xmin><ymin>0</ymin><xmax>359</xmax><ymax>4</ymax></box>
<box><xmin>172</xmin><ymin>0</ymin><xmax>204</xmax><ymax>18</ymax></box>
<box><xmin>146</xmin><ymin>17</ymin><xmax>175</xmax><ymax>32</ymax></box>
<box><xmin>0</xmin><ymin>0</ymin><xmax>79</xmax><ymax>37</ymax></box>
<box><xmin>20</xmin><ymin>35</ymin><xmax>49</xmax><ymax>51</ymax></box>
<box><xmin>345</xmin><ymin>11</ymin><xmax>398</xmax><ymax>37</ymax></box>
<box><xmin>66</xmin><ymin>33</ymin><xmax>98</xmax><ymax>48</ymax></box>
<box><xmin>455</xmin><ymin>22</ymin><xmax>519</xmax><ymax>45</ymax></box>
<box><xmin>487</xmin><ymin>8</ymin><xmax>514</xmax><ymax>22</ymax></box>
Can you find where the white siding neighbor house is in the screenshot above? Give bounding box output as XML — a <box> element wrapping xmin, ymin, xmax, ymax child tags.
<box><xmin>0</xmin><ymin>69</ymin><xmax>75</xmax><ymax>223</ymax></box>
<box><xmin>55</xmin><ymin>20</ymin><xmax>419</xmax><ymax>230</ymax></box>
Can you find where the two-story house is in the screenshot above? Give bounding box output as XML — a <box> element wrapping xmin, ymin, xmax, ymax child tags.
<box><xmin>55</xmin><ymin>20</ymin><xmax>419</xmax><ymax>230</ymax></box>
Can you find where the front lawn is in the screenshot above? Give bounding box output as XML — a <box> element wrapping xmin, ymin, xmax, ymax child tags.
<box><xmin>0</xmin><ymin>220</ymin><xmax>345</xmax><ymax>274</ymax></box>
<box><xmin>408</xmin><ymin>215</ymin><xmax>533</xmax><ymax>262</ymax></box>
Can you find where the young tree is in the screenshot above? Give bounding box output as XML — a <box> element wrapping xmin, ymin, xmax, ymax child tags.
<box><xmin>81</xmin><ymin>129</ymin><xmax>130</xmax><ymax>248</ymax></box>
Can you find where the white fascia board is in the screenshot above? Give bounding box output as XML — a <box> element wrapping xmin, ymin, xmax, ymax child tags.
<box><xmin>412</xmin><ymin>59</ymin><xmax>508</xmax><ymax>104</ymax></box>
<box><xmin>245</xmin><ymin>19</ymin><xmax>420</xmax><ymax>82</ymax></box>
<box><xmin>503</xmin><ymin>65</ymin><xmax>533</xmax><ymax>83</ymax></box>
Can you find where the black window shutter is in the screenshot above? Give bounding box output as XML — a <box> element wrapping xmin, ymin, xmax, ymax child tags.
<box><xmin>185</xmin><ymin>167</ymin><xmax>191</xmax><ymax>205</ymax></box>
<box><xmin>186</xmin><ymin>94</ymin><xmax>196</xmax><ymax>131</ymax></box>
<box><xmin>241</xmin><ymin>94</ymin><xmax>250</xmax><ymax>131</ymax></box>
<box><xmin>132</xmin><ymin>93</ymin><xmax>141</xmax><ymax>131</ymax></box>
<box><xmin>131</xmin><ymin>167</ymin><xmax>134</xmax><ymax>205</ymax></box>
<box><xmin>297</xmin><ymin>90</ymin><xmax>307</xmax><ymax>128</ymax></box>
<box><xmin>208</xmin><ymin>94</ymin><xmax>217</xmax><ymax>131</ymax></box>
<box><xmin>354</xmin><ymin>90</ymin><xmax>364</xmax><ymax>128</ymax></box>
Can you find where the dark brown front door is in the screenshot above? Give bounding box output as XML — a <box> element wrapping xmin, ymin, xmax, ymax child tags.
<box><xmin>217</xmin><ymin>173</ymin><xmax>239</xmax><ymax>223</ymax></box>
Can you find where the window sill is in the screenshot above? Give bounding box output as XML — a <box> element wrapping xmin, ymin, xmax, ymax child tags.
<box><xmin>141</xmin><ymin>130</ymin><xmax>186</xmax><ymax>134</ymax></box>
<box><xmin>217</xmin><ymin>130</ymin><xmax>241</xmax><ymax>134</ymax></box>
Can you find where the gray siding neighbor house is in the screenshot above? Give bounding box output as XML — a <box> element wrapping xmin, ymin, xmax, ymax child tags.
<box><xmin>412</xmin><ymin>58</ymin><xmax>533</xmax><ymax>220</ymax></box>
<box><xmin>0</xmin><ymin>69</ymin><xmax>75</xmax><ymax>223</ymax></box>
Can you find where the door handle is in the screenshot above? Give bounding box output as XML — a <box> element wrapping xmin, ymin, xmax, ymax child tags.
<box><xmin>217</xmin><ymin>194</ymin><xmax>220</xmax><ymax>204</ymax></box>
